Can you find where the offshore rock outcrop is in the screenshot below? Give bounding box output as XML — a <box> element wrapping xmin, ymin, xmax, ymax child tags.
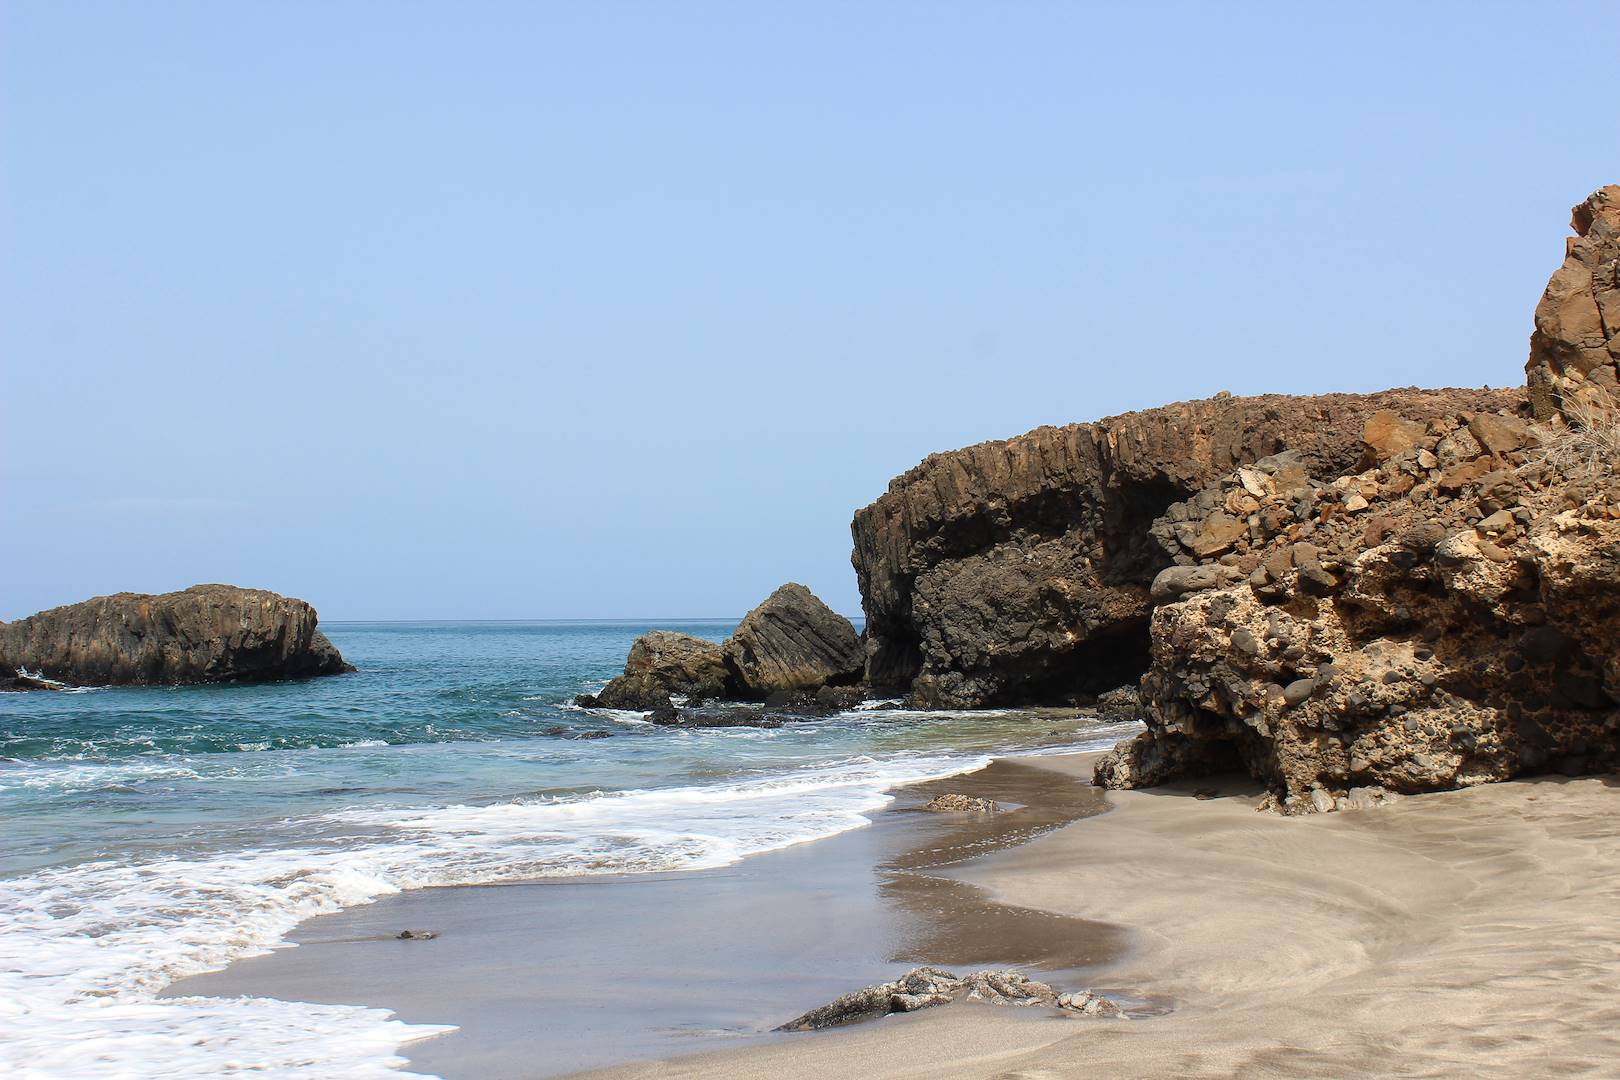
<box><xmin>0</xmin><ymin>584</ymin><xmax>352</xmax><ymax>686</ymax></box>
<box><xmin>579</xmin><ymin>630</ymin><xmax>729</xmax><ymax>710</ymax></box>
<box><xmin>851</xmin><ymin>388</ymin><xmax>1518</xmax><ymax>706</ymax></box>
<box><xmin>578</xmin><ymin>583</ymin><xmax>862</xmax><ymax>712</ymax></box>
<box><xmin>723</xmin><ymin>583</ymin><xmax>864</xmax><ymax>697</ymax></box>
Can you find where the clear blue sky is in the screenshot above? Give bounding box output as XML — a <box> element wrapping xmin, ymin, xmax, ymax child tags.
<box><xmin>3</xmin><ymin>3</ymin><xmax>1615</xmax><ymax>620</ymax></box>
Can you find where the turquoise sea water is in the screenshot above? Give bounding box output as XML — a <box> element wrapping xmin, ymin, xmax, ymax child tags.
<box><xmin>0</xmin><ymin>621</ymin><xmax>1137</xmax><ymax>1079</ymax></box>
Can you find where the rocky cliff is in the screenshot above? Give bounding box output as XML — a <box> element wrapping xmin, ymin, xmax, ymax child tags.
<box><xmin>0</xmin><ymin>584</ymin><xmax>353</xmax><ymax>686</ymax></box>
<box><xmin>851</xmin><ymin>388</ymin><xmax>1518</xmax><ymax>706</ymax></box>
<box><xmin>852</xmin><ymin>184</ymin><xmax>1620</xmax><ymax>807</ymax></box>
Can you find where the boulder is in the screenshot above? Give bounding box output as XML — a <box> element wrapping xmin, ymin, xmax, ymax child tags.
<box><xmin>578</xmin><ymin>630</ymin><xmax>727</xmax><ymax>710</ymax></box>
<box><xmin>0</xmin><ymin>585</ymin><xmax>352</xmax><ymax>686</ymax></box>
<box><xmin>723</xmin><ymin>583</ymin><xmax>863</xmax><ymax>696</ymax></box>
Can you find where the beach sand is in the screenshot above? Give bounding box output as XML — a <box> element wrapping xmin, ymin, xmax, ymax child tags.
<box><xmin>173</xmin><ymin>752</ymin><xmax>1620</xmax><ymax>1079</ymax></box>
<box><xmin>169</xmin><ymin>756</ymin><xmax>1123</xmax><ymax>1078</ymax></box>
<box><xmin>586</xmin><ymin>757</ymin><xmax>1620</xmax><ymax>1080</ymax></box>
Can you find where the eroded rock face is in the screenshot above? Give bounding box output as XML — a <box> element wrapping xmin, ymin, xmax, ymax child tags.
<box><xmin>581</xmin><ymin>630</ymin><xmax>728</xmax><ymax>710</ymax></box>
<box><xmin>1527</xmin><ymin>185</ymin><xmax>1620</xmax><ymax>421</ymax></box>
<box><xmin>1096</xmin><ymin>403</ymin><xmax>1620</xmax><ymax>810</ymax></box>
<box><xmin>0</xmin><ymin>585</ymin><xmax>352</xmax><ymax>686</ymax></box>
<box><xmin>852</xmin><ymin>388</ymin><xmax>1520</xmax><ymax>706</ymax></box>
<box><xmin>723</xmin><ymin>583</ymin><xmax>863</xmax><ymax>696</ymax></box>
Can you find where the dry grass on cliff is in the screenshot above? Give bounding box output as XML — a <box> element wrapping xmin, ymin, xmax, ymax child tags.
<box><xmin>1530</xmin><ymin>391</ymin><xmax>1620</xmax><ymax>479</ymax></box>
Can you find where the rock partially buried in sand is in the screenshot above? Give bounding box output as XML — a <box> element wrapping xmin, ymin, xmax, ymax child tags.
<box><xmin>923</xmin><ymin>793</ymin><xmax>1001</xmax><ymax>813</ymax></box>
<box><xmin>776</xmin><ymin>968</ymin><xmax>1122</xmax><ymax>1030</ymax></box>
<box><xmin>962</xmin><ymin>969</ymin><xmax>1058</xmax><ymax>1006</ymax></box>
<box><xmin>1057</xmin><ymin>990</ymin><xmax>1124</xmax><ymax>1017</ymax></box>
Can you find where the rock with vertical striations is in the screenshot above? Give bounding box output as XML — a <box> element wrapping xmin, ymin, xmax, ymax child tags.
<box><xmin>722</xmin><ymin>583</ymin><xmax>863</xmax><ymax>696</ymax></box>
<box><xmin>0</xmin><ymin>585</ymin><xmax>352</xmax><ymax>687</ymax></box>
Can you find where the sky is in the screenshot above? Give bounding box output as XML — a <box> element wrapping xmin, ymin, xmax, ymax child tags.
<box><xmin>3</xmin><ymin>3</ymin><xmax>1617</xmax><ymax>621</ymax></box>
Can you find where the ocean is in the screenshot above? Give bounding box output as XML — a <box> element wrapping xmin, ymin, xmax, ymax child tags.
<box><xmin>0</xmin><ymin>620</ymin><xmax>1136</xmax><ymax>1078</ymax></box>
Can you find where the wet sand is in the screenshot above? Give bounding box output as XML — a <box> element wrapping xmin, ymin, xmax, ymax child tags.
<box><xmin>587</xmin><ymin>759</ymin><xmax>1620</xmax><ymax>1080</ymax></box>
<box><xmin>169</xmin><ymin>756</ymin><xmax>1123</xmax><ymax>1078</ymax></box>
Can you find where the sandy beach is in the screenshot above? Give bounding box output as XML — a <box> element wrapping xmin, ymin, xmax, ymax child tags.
<box><xmin>585</xmin><ymin>755</ymin><xmax>1620</xmax><ymax>1080</ymax></box>
<box><xmin>169</xmin><ymin>754</ymin><xmax>1125</xmax><ymax>1078</ymax></box>
<box><xmin>169</xmin><ymin>749</ymin><xmax>1620</xmax><ymax>1079</ymax></box>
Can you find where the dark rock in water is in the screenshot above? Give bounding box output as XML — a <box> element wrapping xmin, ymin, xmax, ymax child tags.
<box><xmin>0</xmin><ymin>585</ymin><xmax>353</xmax><ymax>687</ymax></box>
<box><xmin>1094</xmin><ymin>685</ymin><xmax>1143</xmax><ymax>725</ymax></box>
<box><xmin>814</xmin><ymin>684</ymin><xmax>866</xmax><ymax>711</ymax></box>
<box><xmin>0</xmin><ymin>671</ymin><xmax>57</xmax><ymax>692</ymax></box>
<box><xmin>567</xmin><ymin>730</ymin><xmax>615</xmax><ymax>740</ymax></box>
<box><xmin>646</xmin><ymin>703</ymin><xmax>681</xmax><ymax>726</ymax></box>
<box><xmin>577</xmin><ymin>630</ymin><xmax>727</xmax><ymax>711</ymax></box>
<box><xmin>396</xmin><ymin>929</ymin><xmax>437</xmax><ymax>940</ymax></box>
<box><xmin>922</xmin><ymin>793</ymin><xmax>1000</xmax><ymax>813</ymax></box>
<box><xmin>653</xmin><ymin>707</ymin><xmax>784</xmax><ymax>730</ymax></box>
<box><xmin>724</xmin><ymin>583</ymin><xmax>864</xmax><ymax>696</ymax></box>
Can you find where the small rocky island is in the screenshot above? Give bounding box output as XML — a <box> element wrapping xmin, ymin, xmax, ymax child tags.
<box><xmin>593</xmin><ymin>184</ymin><xmax>1620</xmax><ymax>811</ymax></box>
<box><xmin>0</xmin><ymin>584</ymin><xmax>353</xmax><ymax>687</ymax></box>
<box><xmin>577</xmin><ymin>582</ymin><xmax>865</xmax><ymax>721</ymax></box>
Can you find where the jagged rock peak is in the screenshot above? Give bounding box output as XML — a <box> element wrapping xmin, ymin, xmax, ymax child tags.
<box><xmin>1527</xmin><ymin>184</ymin><xmax>1620</xmax><ymax>422</ymax></box>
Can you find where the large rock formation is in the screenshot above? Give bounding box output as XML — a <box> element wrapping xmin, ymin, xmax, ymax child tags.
<box><xmin>1093</xmin><ymin>186</ymin><xmax>1620</xmax><ymax>808</ymax></box>
<box><xmin>1526</xmin><ymin>185</ymin><xmax>1620</xmax><ymax>422</ymax></box>
<box><xmin>723</xmin><ymin>583</ymin><xmax>863</xmax><ymax>696</ymax></box>
<box><xmin>580</xmin><ymin>630</ymin><xmax>728</xmax><ymax>710</ymax></box>
<box><xmin>1095</xmin><ymin>402</ymin><xmax>1620</xmax><ymax>808</ymax></box>
<box><xmin>0</xmin><ymin>584</ymin><xmax>352</xmax><ymax>686</ymax></box>
<box><xmin>851</xmin><ymin>388</ymin><xmax>1518</xmax><ymax>706</ymax></box>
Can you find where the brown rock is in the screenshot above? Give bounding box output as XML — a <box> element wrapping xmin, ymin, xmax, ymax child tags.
<box><xmin>0</xmin><ymin>585</ymin><xmax>352</xmax><ymax>687</ymax></box>
<box><xmin>851</xmin><ymin>388</ymin><xmax>1520</xmax><ymax>705</ymax></box>
<box><xmin>1527</xmin><ymin>185</ymin><xmax>1620</xmax><ymax>420</ymax></box>
<box><xmin>1361</xmin><ymin>410</ymin><xmax>1427</xmax><ymax>465</ymax></box>
<box><xmin>723</xmin><ymin>583</ymin><xmax>863</xmax><ymax>696</ymax></box>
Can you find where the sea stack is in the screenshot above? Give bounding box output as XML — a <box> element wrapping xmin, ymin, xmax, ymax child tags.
<box><xmin>0</xmin><ymin>584</ymin><xmax>353</xmax><ymax>687</ymax></box>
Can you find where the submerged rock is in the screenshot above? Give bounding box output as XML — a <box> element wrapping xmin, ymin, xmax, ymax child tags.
<box><xmin>0</xmin><ymin>585</ymin><xmax>352</xmax><ymax>686</ymax></box>
<box><xmin>723</xmin><ymin>583</ymin><xmax>863</xmax><ymax>696</ymax></box>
